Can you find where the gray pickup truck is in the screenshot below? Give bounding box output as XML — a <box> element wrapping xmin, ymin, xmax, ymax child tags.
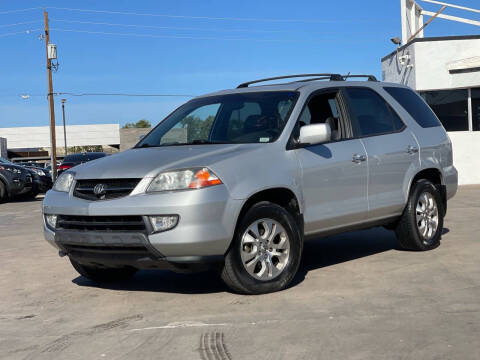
<box><xmin>42</xmin><ymin>74</ymin><xmax>457</xmax><ymax>294</ymax></box>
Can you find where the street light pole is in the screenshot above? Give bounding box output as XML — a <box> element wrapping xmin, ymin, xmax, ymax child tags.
<box><xmin>61</xmin><ymin>98</ymin><xmax>67</xmax><ymax>155</ymax></box>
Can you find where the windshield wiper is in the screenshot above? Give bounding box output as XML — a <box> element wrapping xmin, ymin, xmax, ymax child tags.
<box><xmin>135</xmin><ymin>143</ymin><xmax>153</xmax><ymax>148</ymax></box>
<box><xmin>188</xmin><ymin>140</ymin><xmax>228</xmax><ymax>145</ymax></box>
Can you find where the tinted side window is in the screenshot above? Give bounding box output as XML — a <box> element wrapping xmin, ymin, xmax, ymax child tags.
<box><xmin>384</xmin><ymin>87</ymin><xmax>441</xmax><ymax>128</ymax></box>
<box><xmin>345</xmin><ymin>88</ymin><xmax>400</xmax><ymax>137</ymax></box>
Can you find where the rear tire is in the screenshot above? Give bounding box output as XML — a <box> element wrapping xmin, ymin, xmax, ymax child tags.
<box><xmin>395</xmin><ymin>179</ymin><xmax>444</xmax><ymax>251</ymax></box>
<box><xmin>70</xmin><ymin>258</ymin><xmax>137</xmax><ymax>282</ymax></box>
<box><xmin>221</xmin><ymin>202</ymin><xmax>303</xmax><ymax>294</ymax></box>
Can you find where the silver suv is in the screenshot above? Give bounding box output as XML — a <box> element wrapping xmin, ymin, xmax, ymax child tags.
<box><xmin>42</xmin><ymin>74</ymin><xmax>458</xmax><ymax>294</ymax></box>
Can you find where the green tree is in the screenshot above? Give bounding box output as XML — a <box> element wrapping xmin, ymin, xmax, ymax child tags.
<box><xmin>180</xmin><ymin>115</ymin><xmax>215</xmax><ymax>142</ymax></box>
<box><xmin>67</xmin><ymin>145</ymin><xmax>103</xmax><ymax>153</ymax></box>
<box><xmin>122</xmin><ymin>119</ymin><xmax>151</xmax><ymax>129</ymax></box>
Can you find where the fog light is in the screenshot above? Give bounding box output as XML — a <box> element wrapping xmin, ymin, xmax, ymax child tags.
<box><xmin>149</xmin><ymin>215</ymin><xmax>179</xmax><ymax>233</ymax></box>
<box><xmin>45</xmin><ymin>214</ymin><xmax>57</xmax><ymax>230</ymax></box>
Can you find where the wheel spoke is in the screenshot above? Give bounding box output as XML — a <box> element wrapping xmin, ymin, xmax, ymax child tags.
<box><xmin>256</xmin><ymin>259</ymin><xmax>267</xmax><ymax>278</ymax></box>
<box><xmin>273</xmin><ymin>234</ymin><xmax>289</xmax><ymax>250</ymax></box>
<box><xmin>242</xmin><ymin>232</ymin><xmax>258</xmax><ymax>244</ymax></box>
<box><xmin>241</xmin><ymin>246</ymin><xmax>258</xmax><ymax>263</ymax></box>
<box><xmin>244</xmin><ymin>255</ymin><xmax>261</xmax><ymax>276</ymax></box>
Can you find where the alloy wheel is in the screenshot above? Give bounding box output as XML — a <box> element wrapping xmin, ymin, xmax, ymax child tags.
<box><xmin>415</xmin><ymin>191</ymin><xmax>439</xmax><ymax>244</ymax></box>
<box><xmin>240</xmin><ymin>218</ymin><xmax>290</xmax><ymax>281</ymax></box>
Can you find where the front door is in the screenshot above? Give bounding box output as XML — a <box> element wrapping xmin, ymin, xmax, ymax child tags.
<box><xmin>292</xmin><ymin>89</ymin><xmax>368</xmax><ymax>235</ymax></box>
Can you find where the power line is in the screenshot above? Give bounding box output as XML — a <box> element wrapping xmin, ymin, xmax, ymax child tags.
<box><xmin>50</xmin><ymin>18</ymin><xmax>379</xmax><ymax>36</ymax></box>
<box><xmin>0</xmin><ymin>7</ymin><xmax>42</xmax><ymax>15</ymax></box>
<box><xmin>46</xmin><ymin>6</ymin><xmax>378</xmax><ymax>23</ymax></box>
<box><xmin>51</xmin><ymin>19</ymin><xmax>296</xmax><ymax>34</ymax></box>
<box><xmin>0</xmin><ymin>28</ymin><xmax>42</xmax><ymax>37</ymax></box>
<box><xmin>50</xmin><ymin>28</ymin><xmax>375</xmax><ymax>43</ymax></box>
<box><xmin>0</xmin><ymin>20</ymin><xmax>42</xmax><ymax>28</ymax></box>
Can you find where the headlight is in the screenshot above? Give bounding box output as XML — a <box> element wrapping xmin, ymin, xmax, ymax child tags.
<box><xmin>0</xmin><ymin>166</ymin><xmax>21</xmax><ymax>174</ymax></box>
<box><xmin>53</xmin><ymin>172</ymin><xmax>75</xmax><ymax>192</ymax></box>
<box><xmin>147</xmin><ymin>167</ymin><xmax>222</xmax><ymax>192</ymax></box>
<box><xmin>31</xmin><ymin>168</ymin><xmax>46</xmax><ymax>176</ymax></box>
<box><xmin>45</xmin><ymin>214</ymin><xmax>57</xmax><ymax>230</ymax></box>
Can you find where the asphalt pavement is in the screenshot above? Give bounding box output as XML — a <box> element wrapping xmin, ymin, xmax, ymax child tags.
<box><xmin>1</xmin><ymin>187</ymin><xmax>479</xmax><ymax>359</ymax></box>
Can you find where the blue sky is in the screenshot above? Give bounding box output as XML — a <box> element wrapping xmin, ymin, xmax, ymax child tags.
<box><xmin>0</xmin><ymin>0</ymin><xmax>479</xmax><ymax>128</ymax></box>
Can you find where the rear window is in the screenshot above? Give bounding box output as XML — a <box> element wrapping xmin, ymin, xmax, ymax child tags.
<box><xmin>384</xmin><ymin>87</ymin><xmax>442</xmax><ymax>128</ymax></box>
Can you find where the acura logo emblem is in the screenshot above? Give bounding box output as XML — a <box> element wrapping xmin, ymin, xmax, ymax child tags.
<box><xmin>93</xmin><ymin>183</ymin><xmax>106</xmax><ymax>196</ymax></box>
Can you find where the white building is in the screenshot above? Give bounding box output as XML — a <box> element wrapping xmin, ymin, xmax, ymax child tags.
<box><xmin>382</xmin><ymin>0</ymin><xmax>480</xmax><ymax>185</ymax></box>
<box><xmin>0</xmin><ymin>124</ymin><xmax>120</xmax><ymax>150</ymax></box>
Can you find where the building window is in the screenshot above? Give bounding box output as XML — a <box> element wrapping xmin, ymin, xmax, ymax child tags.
<box><xmin>420</xmin><ymin>90</ymin><xmax>469</xmax><ymax>131</ymax></box>
<box><xmin>472</xmin><ymin>88</ymin><xmax>480</xmax><ymax>131</ymax></box>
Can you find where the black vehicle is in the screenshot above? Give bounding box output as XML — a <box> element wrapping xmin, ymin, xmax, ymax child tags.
<box><xmin>22</xmin><ymin>166</ymin><xmax>53</xmax><ymax>196</ymax></box>
<box><xmin>0</xmin><ymin>158</ymin><xmax>33</xmax><ymax>202</ymax></box>
<box><xmin>58</xmin><ymin>152</ymin><xmax>108</xmax><ymax>175</ymax></box>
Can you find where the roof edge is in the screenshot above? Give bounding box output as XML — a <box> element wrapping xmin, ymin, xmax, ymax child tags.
<box><xmin>381</xmin><ymin>34</ymin><xmax>480</xmax><ymax>62</ymax></box>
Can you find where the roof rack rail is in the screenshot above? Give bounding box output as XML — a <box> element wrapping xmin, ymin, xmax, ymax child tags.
<box><xmin>342</xmin><ymin>74</ymin><xmax>378</xmax><ymax>82</ymax></box>
<box><xmin>237</xmin><ymin>73</ymin><xmax>343</xmax><ymax>88</ymax></box>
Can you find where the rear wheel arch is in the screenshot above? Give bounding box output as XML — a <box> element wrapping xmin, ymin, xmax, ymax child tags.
<box><xmin>408</xmin><ymin>168</ymin><xmax>446</xmax><ymax>214</ymax></box>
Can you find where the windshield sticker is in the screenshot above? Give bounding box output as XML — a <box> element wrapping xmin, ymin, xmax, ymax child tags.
<box><xmin>259</xmin><ymin>137</ymin><xmax>270</xmax><ymax>143</ymax></box>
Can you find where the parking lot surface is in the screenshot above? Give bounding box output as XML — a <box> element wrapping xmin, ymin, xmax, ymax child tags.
<box><xmin>1</xmin><ymin>187</ymin><xmax>479</xmax><ymax>359</ymax></box>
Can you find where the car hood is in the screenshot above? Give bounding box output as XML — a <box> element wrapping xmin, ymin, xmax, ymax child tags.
<box><xmin>73</xmin><ymin>144</ymin><xmax>261</xmax><ymax>179</ymax></box>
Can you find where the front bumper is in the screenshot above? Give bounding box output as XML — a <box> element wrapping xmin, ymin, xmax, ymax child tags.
<box><xmin>42</xmin><ymin>185</ymin><xmax>243</xmax><ymax>261</ymax></box>
<box><xmin>10</xmin><ymin>175</ymin><xmax>33</xmax><ymax>196</ymax></box>
<box><xmin>34</xmin><ymin>176</ymin><xmax>53</xmax><ymax>193</ymax></box>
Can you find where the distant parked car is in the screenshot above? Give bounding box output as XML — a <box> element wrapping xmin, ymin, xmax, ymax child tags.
<box><xmin>21</xmin><ymin>165</ymin><xmax>53</xmax><ymax>196</ymax></box>
<box><xmin>58</xmin><ymin>152</ymin><xmax>108</xmax><ymax>175</ymax></box>
<box><xmin>0</xmin><ymin>158</ymin><xmax>33</xmax><ymax>202</ymax></box>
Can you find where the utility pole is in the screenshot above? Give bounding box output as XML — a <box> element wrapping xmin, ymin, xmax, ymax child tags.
<box><xmin>44</xmin><ymin>10</ymin><xmax>57</xmax><ymax>180</ymax></box>
<box><xmin>61</xmin><ymin>99</ymin><xmax>67</xmax><ymax>156</ymax></box>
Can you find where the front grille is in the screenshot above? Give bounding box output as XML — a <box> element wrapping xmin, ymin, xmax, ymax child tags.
<box><xmin>73</xmin><ymin>178</ymin><xmax>141</xmax><ymax>201</ymax></box>
<box><xmin>56</xmin><ymin>215</ymin><xmax>147</xmax><ymax>232</ymax></box>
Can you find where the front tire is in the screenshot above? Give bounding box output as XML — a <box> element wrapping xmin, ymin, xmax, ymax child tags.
<box><xmin>221</xmin><ymin>202</ymin><xmax>303</xmax><ymax>294</ymax></box>
<box><xmin>70</xmin><ymin>258</ymin><xmax>138</xmax><ymax>282</ymax></box>
<box><xmin>395</xmin><ymin>179</ymin><xmax>444</xmax><ymax>251</ymax></box>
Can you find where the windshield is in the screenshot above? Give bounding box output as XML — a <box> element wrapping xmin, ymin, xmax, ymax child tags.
<box><xmin>137</xmin><ymin>91</ymin><xmax>298</xmax><ymax>147</ymax></box>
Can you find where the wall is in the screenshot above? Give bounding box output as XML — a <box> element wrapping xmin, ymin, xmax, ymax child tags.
<box><xmin>448</xmin><ymin>132</ymin><xmax>480</xmax><ymax>185</ymax></box>
<box><xmin>0</xmin><ymin>124</ymin><xmax>120</xmax><ymax>149</ymax></box>
<box><xmin>382</xmin><ymin>37</ymin><xmax>480</xmax><ymax>91</ymax></box>
<box><xmin>382</xmin><ymin>43</ymin><xmax>416</xmax><ymax>88</ymax></box>
<box><xmin>415</xmin><ymin>39</ymin><xmax>480</xmax><ymax>91</ymax></box>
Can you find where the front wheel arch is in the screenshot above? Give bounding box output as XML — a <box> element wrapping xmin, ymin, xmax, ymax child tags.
<box><xmin>232</xmin><ymin>187</ymin><xmax>304</xmax><ymax>247</ymax></box>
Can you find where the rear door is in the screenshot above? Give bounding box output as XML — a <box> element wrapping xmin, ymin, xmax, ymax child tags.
<box><xmin>343</xmin><ymin>87</ymin><xmax>420</xmax><ymax>219</ymax></box>
<box><xmin>293</xmin><ymin>89</ymin><xmax>368</xmax><ymax>235</ymax></box>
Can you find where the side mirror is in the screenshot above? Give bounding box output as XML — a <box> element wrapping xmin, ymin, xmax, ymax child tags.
<box><xmin>298</xmin><ymin>123</ymin><xmax>331</xmax><ymax>145</ymax></box>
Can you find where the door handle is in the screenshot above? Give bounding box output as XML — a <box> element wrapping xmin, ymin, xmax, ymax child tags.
<box><xmin>352</xmin><ymin>153</ymin><xmax>367</xmax><ymax>163</ymax></box>
<box><xmin>407</xmin><ymin>145</ymin><xmax>419</xmax><ymax>154</ymax></box>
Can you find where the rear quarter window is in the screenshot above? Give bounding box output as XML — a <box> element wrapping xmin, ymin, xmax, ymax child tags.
<box><xmin>384</xmin><ymin>87</ymin><xmax>442</xmax><ymax>128</ymax></box>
